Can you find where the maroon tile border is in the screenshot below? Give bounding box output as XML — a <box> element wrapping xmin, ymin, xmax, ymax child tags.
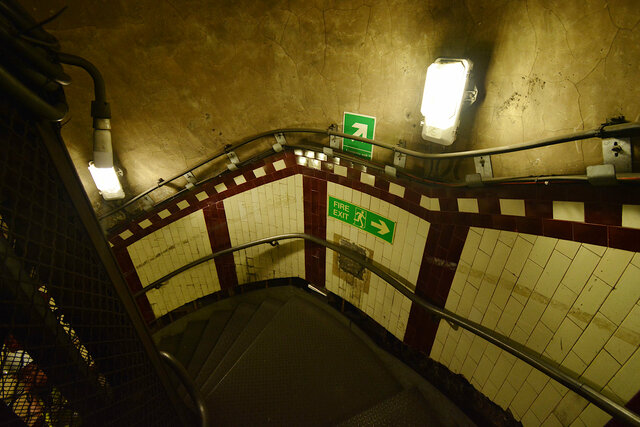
<box><xmin>112</xmin><ymin>247</ymin><xmax>154</xmax><ymax>323</ymax></box>
<box><xmin>303</xmin><ymin>176</ymin><xmax>327</xmax><ymax>288</ymax></box>
<box><xmin>404</xmin><ymin>224</ymin><xmax>469</xmax><ymax>355</ymax></box>
<box><xmin>203</xmin><ymin>201</ymin><xmax>238</xmax><ymax>290</ymax></box>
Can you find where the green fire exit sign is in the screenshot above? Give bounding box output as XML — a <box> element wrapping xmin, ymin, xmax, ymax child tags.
<box><xmin>328</xmin><ymin>196</ymin><xmax>396</xmax><ymax>244</ymax></box>
<box><xmin>342</xmin><ymin>112</ymin><xmax>376</xmax><ymax>160</ymax></box>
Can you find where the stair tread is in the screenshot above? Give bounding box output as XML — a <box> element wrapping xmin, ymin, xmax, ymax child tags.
<box><xmin>194</xmin><ymin>302</ymin><xmax>256</xmax><ymax>389</ymax></box>
<box><xmin>174</xmin><ymin>319</ymin><xmax>208</xmax><ymax>367</ymax></box>
<box><xmin>186</xmin><ymin>309</ymin><xmax>234</xmax><ymax>379</ymax></box>
<box><xmin>206</xmin><ymin>295</ymin><xmax>401</xmax><ymax>426</ymax></box>
<box><xmin>200</xmin><ymin>298</ymin><xmax>283</xmax><ymax>395</ymax></box>
<box><xmin>337</xmin><ymin>388</ymin><xmax>436</xmax><ymax>426</ymax></box>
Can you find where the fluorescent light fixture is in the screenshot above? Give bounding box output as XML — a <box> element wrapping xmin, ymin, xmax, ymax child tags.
<box><xmin>88</xmin><ymin>162</ymin><xmax>125</xmax><ymax>200</ymax></box>
<box><xmin>420</xmin><ymin>58</ymin><xmax>474</xmax><ymax>146</ymax></box>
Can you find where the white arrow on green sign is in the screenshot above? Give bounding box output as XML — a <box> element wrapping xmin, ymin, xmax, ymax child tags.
<box><xmin>328</xmin><ymin>196</ymin><xmax>396</xmax><ymax>244</ymax></box>
<box><xmin>343</xmin><ymin>112</ymin><xmax>376</xmax><ymax>160</ymax></box>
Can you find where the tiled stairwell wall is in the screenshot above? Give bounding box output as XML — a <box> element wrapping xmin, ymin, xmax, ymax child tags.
<box><xmin>109</xmin><ymin>150</ymin><xmax>640</xmax><ymax>426</ymax></box>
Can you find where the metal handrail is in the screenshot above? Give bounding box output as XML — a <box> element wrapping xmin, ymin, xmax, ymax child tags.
<box><xmin>138</xmin><ymin>233</ymin><xmax>640</xmax><ymax>426</ymax></box>
<box><xmin>98</xmin><ymin>121</ymin><xmax>640</xmax><ymax>221</ymax></box>
<box><xmin>159</xmin><ymin>350</ymin><xmax>209</xmax><ymax>427</ymax></box>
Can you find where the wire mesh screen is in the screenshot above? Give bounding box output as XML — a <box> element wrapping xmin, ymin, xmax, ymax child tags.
<box><xmin>0</xmin><ymin>100</ymin><xmax>179</xmax><ymax>425</ymax></box>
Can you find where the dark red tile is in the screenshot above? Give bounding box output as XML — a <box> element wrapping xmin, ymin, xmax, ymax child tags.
<box><xmin>492</xmin><ymin>215</ymin><xmax>517</xmax><ymax>231</ymax></box>
<box><xmin>525</xmin><ymin>200</ymin><xmax>553</xmax><ymax>218</ymax></box>
<box><xmin>515</xmin><ymin>217</ymin><xmax>543</xmax><ymax>235</ymax></box>
<box><xmin>573</xmin><ymin>223</ymin><xmax>608</xmax><ymax>246</ymax></box>
<box><xmin>584</xmin><ymin>202</ymin><xmax>622</xmax><ymax>226</ymax></box>
<box><xmin>478</xmin><ymin>198</ymin><xmax>500</xmax><ymax>215</ymax></box>
<box><xmin>439</xmin><ymin>198</ymin><xmax>458</xmax><ymax>212</ymax></box>
<box><xmin>608</xmin><ymin>226</ymin><xmax>640</xmax><ymax>252</ymax></box>
<box><xmin>543</xmin><ymin>219</ymin><xmax>573</xmax><ymax>240</ymax></box>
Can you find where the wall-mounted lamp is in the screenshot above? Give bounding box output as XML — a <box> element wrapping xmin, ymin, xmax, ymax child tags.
<box><xmin>57</xmin><ymin>53</ymin><xmax>125</xmax><ymax>201</ymax></box>
<box><xmin>88</xmin><ymin>162</ymin><xmax>124</xmax><ymax>200</ymax></box>
<box><xmin>420</xmin><ymin>58</ymin><xmax>477</xmax><ymax>146</ymax></box>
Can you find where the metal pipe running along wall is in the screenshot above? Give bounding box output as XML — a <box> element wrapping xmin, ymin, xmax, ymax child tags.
<box><xmin>98</xmin><ymin>121</ymin><xmax>640</xmax><ymax>221</ymax></box>
<box><xmin>134</xmin><ymin>233</ymin><xmax>640</xmax><ymax>426</ymax></box>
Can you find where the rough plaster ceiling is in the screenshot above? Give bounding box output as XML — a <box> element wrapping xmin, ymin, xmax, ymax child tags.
<box><xmin>21</xmin><ymin>0</ymin><xmax>640</xmax><ymax>220</ymax></box>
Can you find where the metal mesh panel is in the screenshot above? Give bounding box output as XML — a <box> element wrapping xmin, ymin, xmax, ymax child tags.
<box><xmin>0</xmin><ymin>100</ymin><xmax>178</xmax><ymax>426</ymax></box>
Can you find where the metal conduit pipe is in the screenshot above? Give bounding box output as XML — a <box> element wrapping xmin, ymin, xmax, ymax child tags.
<box><xmin>158</xmin><ymin>351</ymin><xmax>209</xmax><ymax>427</ymax></box>
<box><xmin>136</xmin><ymin>233</ymin><xmax>640</xmax><ymax>426</ymax></box>
<box><xmin>98</xmin><ymin>122</ymin><xmax>640</xmax><ymax>221</ymax></box>
<box><xmin>0</xmin><ymin>63</ymin><xmax>67</xmax><ymax>121</ymax></box>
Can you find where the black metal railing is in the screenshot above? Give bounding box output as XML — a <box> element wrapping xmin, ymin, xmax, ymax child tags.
<box><xmin>0</xmin><ymin>99</ymin><xmax>186</xmax><ymax>425</ymax></box>
<box><xmin>135</xmin><ymin>233</ymin><xmax>640</xmax><ymax>426</ymax></box>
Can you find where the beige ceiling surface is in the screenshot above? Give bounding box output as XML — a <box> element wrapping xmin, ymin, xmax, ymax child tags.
<box><xmin>22</xmin><ymin>0</ymin><xmax>640</xmax><ymax>217</ymax></box>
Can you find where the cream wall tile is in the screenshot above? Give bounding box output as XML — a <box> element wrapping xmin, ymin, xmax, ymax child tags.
<box><xmin>253</xmin><ymin>166</ymin><xmax>266</xmax><ymax>178</ymax></box>
<box><xmin>214</xmin><ymin>183</ymin><xmax>227</xmax><ymax>193</ymax></box>
<box><xmin>139</xmin><ymin>219</ymin><xmax>153</xmax><ymax>229</ymax></box>
<box><xmin>388</xmin><ymin>182</ymin><xmax>405</xmax><ymax>197</ymax></box>
<box><xmin>479</xmin><ymin>229</ymin><xmax>500</xmax><ymax>256</ymax></box>
<box><xmin>607</xmin><ymin>347</ymin><xmax>640</xmax><ymax>402</ymax></box>
<box><xmin>233</xmin><ymin>175</ymin><xmax>247</xmax><ymax>185</ymax></box>
<box><xmin>177</xmin><ymin>200</ymin><xmax>190</xmax><ymax>210</ymax></box>
<box><xmin>119</xmin><ymin>229</ymin><xmax>133</xmax><ymax>240</ymax></box>
<box><xmin>542</xmin><ymin>413</ymin><xmax>563</xmax><ymax>427</ymax></box>
<box><xmin>360</xmin><ymin>172</ymin><xmax>375</xmax><ymax>186</ymax></box>
<box><xmin>555</xmin><ymin>239</ymin><xmax>581</xmax><ymax>259</ymax></box>
<box><xmin>510</xmin><ymin>382</ymin><xmax>538</xmax><ymax>419</ymax></box>
<box><xmin>540</xmin><ymin>284</ymin><xmax>578</xmax><ymax>330</ymax></box>
<box><xmin>605</xmin><ymin>305</ymin><xmax>640</xmax><ymax>364</ymax></box>
<box><xmin>498</xmin><ymin>230</ymin><xmax>517</xmax><ymax>247</ymax></box>
<box><xmin>458</xmin><ymin>198</ymin><xmax>479</xmax><ymax>213</ymax></box>
<box><xmin>578</xmin><ymin>404</ymin><xmax>611</xmax><ymax>426</ymax></box>
<box><xmin>567</xmin><ymin>276</ymin><xmax>611</xmax><ymax>329</ymax></box>
<box><xmin>420</xmin><ymin>195</ymin><xmax>440</xmax><ymax>211</ymax></box>
<box><xmin>334</xmin><ymin>164</ymin><xmax>347</xmax><ymax>177</ymax></box>
<box><xmin>561</xmin><ymin>247</ymin><xmax>600</xmax><ymax>294</ymax></box>
<box><xmin>530</xmin><ymin>382</ymin><xmax>564</xmax><ymax>422</ymax></box>
<box><xmin>599</xmin><ymin>263</ymin><xmax>640</xmax><ymax>325</ymax></box>
<box><xmin>195</xmin><ymin>191</ymin><xmax>208</xmax><ymax>201</ymax></box>
<box><xmin>582</xmin><ymin>243</ymin><xmax>606</xmax><ymax>257</ymax></box>
<box><xmin>500</xmin><ymin>199</ymin><xmax>526</xmax><ymax>217</ymax></box>
<box><xmin>581</xmin><ymin>349</ymin><xmax>620</xmax><ymax>388</ymax></box>
<box><xmin>495</xmin><ymin>381</ymin><xmax>518</xmax><ymax>409</ymax></box>
<box><xmin>572</xmin><ymin>313</ymin><xmax>616</xmax><ymax>365</ymax></box>
<box><xmin>594</xmin><ymin>247</ymin><xmax>634</xmax><ymax>286</ymax></box>
<box><xmin>553</xmin><ymin>392</ymin><xmax>588</xmax><ymax>425</ymax></box>
<box><xmin>273</xmin><ymin>159</ymin><xmax>286</xmax><ymax>171</ymax></box>
<box><xmin>505</xmin><ymin>237</ymin><xmax>534</xmax><ymax>276</ymax></box>
<box><xmin>622</xmin><ymin>204</ymin><xmax>640</xmax><ymax>229</ymax></box>
<box><xmin>552</xmin><ymin>201</ymin><xmax>584</xmax><ymax>222</ymax></box>
<box><xmin>529</xmin><ymin>236</ymin><xmax>558</xmax><ymax>268</ymax></box>
<box><xmin>158</xmin><ymin>209</ymin><xmax>171</xmax><ymax>219</ymax></box>
<box><xmin>546</xmin><ymin>318</ymin><xmax>582</xmax><ymax>362</ymax></box>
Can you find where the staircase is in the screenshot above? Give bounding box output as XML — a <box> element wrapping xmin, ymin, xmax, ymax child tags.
<box><xmin>153</xmin><ymin>286</ymin><xmax>475</xmax><ymax>426</ymax></box>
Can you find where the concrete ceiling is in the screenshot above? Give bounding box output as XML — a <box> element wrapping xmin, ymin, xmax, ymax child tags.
<box><xmin>21</xmin><ymin>0</ymin><xmax>640</xmax><ymax>220</ymax></box>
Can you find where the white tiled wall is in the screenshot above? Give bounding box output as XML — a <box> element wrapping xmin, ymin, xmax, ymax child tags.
<box><xmin>224</xmin><ymin>175</ymin><xmax>305</xmax><ymax>284</ymax></box>
<box><xmin>325</xmin><ymin>182</ymin><xmax>430</xmax><ymax>340</ymax></box>
<box><xmin>128</xmin><ymin>210</ymin><xmax>220</xmax><ymax>317</ymax></box>
<box><xmin>430</xmin><ymin>227</ymin><xmax>640</xmax><ymax>426</ymax></box>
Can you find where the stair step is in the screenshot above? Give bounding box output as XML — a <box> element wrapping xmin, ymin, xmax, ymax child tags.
<box><xmin>338</xmin><ymin>388</ymin><xmax>435</xmax><ymax>426</ymax></box>
<box><xmin>200</xmin><ymin>299</ymin><xmax>283</xmax><ymax>395</ymax></box>
<box><xmin>194</xmin><ymin>303</ymin><xmax>256</xmax><ymax>390</ymax></box>
<box><xmin>206</xmin><ymin>296</ymin><xmax>401</xmax><ymax>426</ymax></box>
<box><xmin>174</xmin><ymin>319</ymin><xmax>208</xmax><ymax>367</ymax></box>
<box><xmin>186</xmin><ymin>309</ymin><xmax>234</xmax><ymax>379</ymax></box>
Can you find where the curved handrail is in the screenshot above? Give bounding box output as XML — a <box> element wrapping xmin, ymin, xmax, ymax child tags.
<box><xmin>141</xmin><ymin>233</ymin><xmax>639</xmax><ymax>426</ymax></box>
<box><xmin>98</xmin><ymin>121</ymin><xmax>640</xmax><ymax>221</ymax></box>
<box><xmin>158</xmin><ymin>350</ymin><xmax>209</xmax><ymax>427</ymax></box>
